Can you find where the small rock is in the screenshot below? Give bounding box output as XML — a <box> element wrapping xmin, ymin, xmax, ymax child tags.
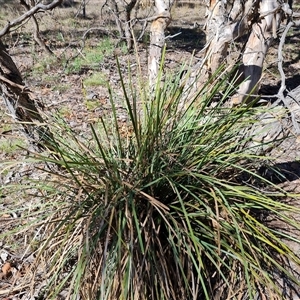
<box><xmin>0</xmin><ymin>251</ymin><xmax>9</xmax><ymax>262</ymax></box>
<box><xmin>87</xmin><ymin>92</ymin><xmax>98</xmax><ymax>100</ymax></box>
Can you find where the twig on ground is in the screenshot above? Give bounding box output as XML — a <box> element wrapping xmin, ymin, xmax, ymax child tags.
<box><xmin>165</xmin><ymin>32</ymin><xmax>182</xmax><ymax>40</ymax></box>
<box><xmin>277</xmin><ymin>22</ymin><xmax>293</xmax><ymax>99</ymax></box>
<box><xmin>81</xmin><ymin>27</ymin><xmax>115</xmax><ymax>42</ymax></box>
<box><xmin>0</xmin><ymin>284</ymin><xmax>31</xmax><ymax>295</ymax></box>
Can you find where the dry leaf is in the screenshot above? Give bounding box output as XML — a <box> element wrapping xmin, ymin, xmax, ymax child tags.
<box><xmin>2</xmin><ymin>262</ymin><xmax>11</xmax><ymax>276</ymax></box>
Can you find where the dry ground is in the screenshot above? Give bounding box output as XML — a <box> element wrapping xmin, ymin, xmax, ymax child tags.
<box><xmin>1</xmin><ymin>0</ymin><xmax>300</xmax><ymax>299</ymax></box>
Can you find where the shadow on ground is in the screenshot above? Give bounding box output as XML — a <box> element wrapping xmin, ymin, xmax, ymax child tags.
<box><xmin>259</xmin><ymin>161</ymin><xmax>300</xmax><ymax>184</ymax></box>
<box><xmin>260</xmin><ymin>74</ymin><xmax>300</xmax><ymax>97</ymax></box>
<box><xmin>167</xmin><ymin>26</ymin><xmax>205</xmax><ymax>52</ymax></box>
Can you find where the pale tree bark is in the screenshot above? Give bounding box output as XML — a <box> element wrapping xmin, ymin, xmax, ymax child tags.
<box><xmin>202</xmin><ymin>0</ymin><xmax>287</xmax><ymax>105</ymax></box>
<box><xmin>232</xmin><ymin>0</ymin><xmax>283</xmax><ymax>104</ymax></box>
<box><xmin>148</xmin><ymin>0</ymin><xmax>174</xmax><ymax>89</ymax></box>
<box><xmin>186</xmin><ymin>0</ymin><xmax>253</xmax><ymax>95</ymax></box>
<box><xmin>204</xmin><ymin>0</ymin><xmax>255</xmax><ymax>75</ymax></box>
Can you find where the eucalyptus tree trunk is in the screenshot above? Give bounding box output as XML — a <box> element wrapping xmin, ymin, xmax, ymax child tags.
<box><xmin>203</xmin><ymin>0</ymin><xmax>284</xmax><ymax>104</ymax></box>
<box><xmin>233</xmin><ymin>0</ymin><xmax>283</xmax><ymax>104</ymax></box>
<box><xmin>148</xmin><ymin>0</ymin><xmax>174</xmax><ymax>89</ymax></box>
<box><xmin>0</xmin><ymin>40</ymin><xmax>54</xmax><ymax>151</ymax></box>
<box><xmin>204</xmin><ymin>0</ymin><xmax>254</xmax><ymax>74</ymax></box>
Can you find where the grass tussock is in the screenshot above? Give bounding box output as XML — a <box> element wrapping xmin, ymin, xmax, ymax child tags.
<box><xmin>2</xmin><ymin>65</ymin><xmax>300</xmax><ymax>300</ymax></box>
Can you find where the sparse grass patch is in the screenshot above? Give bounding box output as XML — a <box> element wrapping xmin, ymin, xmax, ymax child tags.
<box><xmin>83</xmin><ymin>71</ymin><xmax>107</xmax><ymax>87</ymax></box>
<box><xmin>42</xmin><ymin>74</ymin><xmax>61</xmax><ymax>83</ymax></box>
<box><xmin>0</xmin><ymin>137</ymin><xmax>26</xmax><ymax>153</ymax></box>
<box><xmin>52</xmin><ymin>83</ymin><xmax>70</xmax><ymax>93</ymax></box>
<box><xmin>31</xmin><ymin>55</ymin><xmax>60</xmax><ymax>76</ymax></box>
<box><xmin>0</xmin><ymin>122</ymin><xmax>12</xmax><ymax>134</ymax></box>
<box><xmin>66</xmin><ymin>37</ymin><xmax>116</xmax><ymax>74</ymax></box>
<box><xmin>84</xmin><ymin>99</ymin><xmax>100</xmax><ymax>110</ymax></box>
<box><xmin>56</xmin><ymin>105</ymin><xmax>73</xmax><ymax>119</ymax></box>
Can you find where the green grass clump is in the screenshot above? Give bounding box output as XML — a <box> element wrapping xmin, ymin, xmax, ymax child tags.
<box><xmin>7</xmin><ymin>66</ymin><xmax>300</xmax><ymax>300</ymax></box>
<box><xmin>0</xmin><ymin>137</ymin><xmax>26</xmax><ymax>153</ymax></box>
<box><xmin>31</xmin><ymin>55</ymin><xmax>59</xmax><ymax>75</ymax></box>
<box><xmin>83</xmin><ymin>72</ymin><xmax>107</xmax><ymax>87</ymax></box>
<box><xmin>66</xmin><ymin>38</ymin><xmax>115</xmax><ymax>74</ymax></box>
<box><xmin>84</xmin><ymin>99</ymin><xmax>100</xmax><ymax>111</ymax></box>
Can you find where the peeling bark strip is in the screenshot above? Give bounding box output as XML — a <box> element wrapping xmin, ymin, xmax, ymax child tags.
<box><xmin>0</xmin><ymin>41</ymin><xmax>54</xmax><ymax>151</ymax></box>
<box><xmin>203</xmin><ymin>0</ymin><xmax>288</xmax><ymax>105</ymax></box>
<box><xmin>204</xmin><ymin>0</ymin><xmax>254</xmax><ymax>75</ymax></box>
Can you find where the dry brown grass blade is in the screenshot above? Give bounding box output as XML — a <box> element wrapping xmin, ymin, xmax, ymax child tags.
<box><xmin>0</xmin><ymin>284</ymin><xmax>31</xmax><ymax>295</ymax></box>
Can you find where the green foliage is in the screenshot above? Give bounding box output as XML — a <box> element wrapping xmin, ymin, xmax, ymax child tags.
<box><xmin>32</xmin><ymin>55</ymin><xmax>58</xmax><ymax>74</ymax></box>
<box><xmin>0</xmin><ymin>137</ymin><xmax>26</xmax><ymax>153</ymax></box>
<box><xmin>55</xmin><ymin>105</ymin><xmax>73</xmax><ymax>119</ymax></box>
<box><xmin>83</xmin><ymin>72</ymin><xmax>107</xmax><ymax>87</ymax></box>
<box><xmin>84</xmin><ymin>99</ymin><xmax>100</xmax><ymax>111</ymax></box>
<box><xmin>12</xmin><ymin>66</ymin><xmax>300</xmax><ymax>299</ymax></box>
